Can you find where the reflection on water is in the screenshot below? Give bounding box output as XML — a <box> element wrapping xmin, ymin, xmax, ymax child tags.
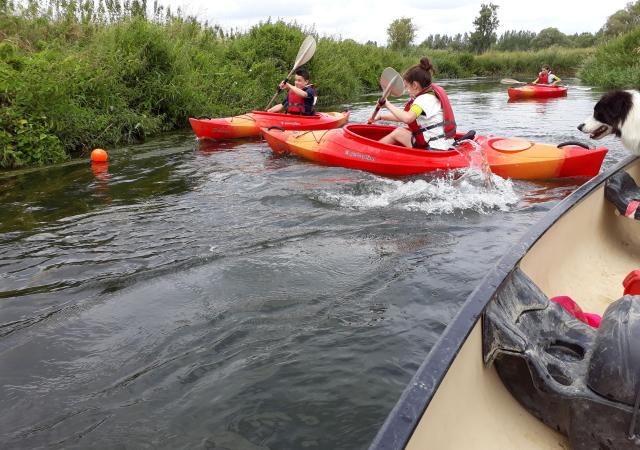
<box><xmin>91</xmin><ymin>162</ymin><xmax>111</xmax><ymax>199</ymax></box>
<box><xmin>0</xmin><ymin>79</ymin><xmax>628</xmax><ymax>450</ymax></box>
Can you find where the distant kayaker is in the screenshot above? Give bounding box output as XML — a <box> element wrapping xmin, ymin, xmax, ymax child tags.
<box><xmin>371</xmin><ymin>57</ymin><xmax>456</xmax><ymax>150</ymax></box>
<box><xmin>532</xmin><ymin>64</ymin><xmax>561</xmax><ymax>86</ymax></box>
<box><xmin>267</xmin><ymin>67</ymin><xmax>316</xmax><ymax>116</ymax></box>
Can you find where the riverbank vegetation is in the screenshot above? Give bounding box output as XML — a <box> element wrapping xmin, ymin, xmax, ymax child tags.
<box><xmin>0</xmin><ymin>0</ymin><xmax>637</xmax><ymax>169</ymax></box>
<box><xmin>578</xmin><ymin>28</ymin><xmax>640</xmax><ymax>89</ymax></box>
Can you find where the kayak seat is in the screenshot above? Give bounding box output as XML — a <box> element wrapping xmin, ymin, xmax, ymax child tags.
<box><xmin>604</xmin><ymin>170</ymin><xmax>640</xmax><ymax>219</ymax></box>
<box><xmin>411</xmin><ymin>131</ymin><xmax>476</xmax><ymax>151</ymax></box>
<box><xmin>453</xmin><ymin>130</ymin><xmax>476</xmax><ymax>144</ymax></box>
<box><xmin>485</xmin><ymin>268</ymin><xmax>640</xmax><ymax>449</ymax></box>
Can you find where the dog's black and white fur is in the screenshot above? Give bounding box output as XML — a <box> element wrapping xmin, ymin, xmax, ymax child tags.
<box><xmin>578</xmin><ymin>90</ymin><xmax>640</xmax><ymax>154</ymax></box>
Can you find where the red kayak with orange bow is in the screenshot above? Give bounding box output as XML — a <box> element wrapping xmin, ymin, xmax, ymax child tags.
<box><xmin>261</xmin><ymin>123</ymin><xmax>607</xmax><ymax>180</ymax></box>
<box><xmin>189</xmin><ymin>111</ymin><xmax>349</xmax><ymax>141</ymax></box>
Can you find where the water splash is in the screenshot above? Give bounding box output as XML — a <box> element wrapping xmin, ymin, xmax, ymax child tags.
<box><xmin>315</xmin><ymin>169</ymin><xmax>519</xmax><ymax>215</ymax></box>
<box><xmin>453</xmin><ymin>138</ymin><xmax>495</xmax><ymax>190</ymax></box>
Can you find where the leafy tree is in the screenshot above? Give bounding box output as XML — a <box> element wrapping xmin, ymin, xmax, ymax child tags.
<box><xmin>469</xmin><ymin>3</ymin><xmax>499</xmax><ymax>54</ymax></box>
<box><xmin>387</xmin><ymin>17</ymin><xmax>417</xmax><ymax>50</ymax></box>
<box><xmin>420</xmin><ymin>33</ymin><xmax>469</xmax><ymax>51</ymax></box>
<box><xmin>601</xmin><ymin>1</ymin><xmax>640</xmax><ymax>38</ymax></box>
<box><xmin>1</xmin><ymin>0</ymin><xmax>16</xmax><ymax>15</ymax></box>
<box><xmin>450</xmin><ymin>33</ymin><xmax>470</xmax><ymax>51</ymax></box>
<box><xmin>568</xmin><ymin>32</ymin><xmax>597</xmax><ymax>48</ymax></box>
<box><xmin>421</xmin><ymin>34</ymin><xmax>448</xmax><ymax>49</ymax></box>
<box><xmin>531</xmin><ymin>27</ymin><xmax>570</xmax><ymax>49</ymax></box>
<box><xmin>496</xmin><ymin>30</ymin><xmax>536</xmax><ymax>51</ymax></box>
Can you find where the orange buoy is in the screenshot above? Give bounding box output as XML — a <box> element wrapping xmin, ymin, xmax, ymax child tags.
<box><xmin>91</xmin><ymin>148</ymin><xmax>109</xmax><ymax>162</ymax></box>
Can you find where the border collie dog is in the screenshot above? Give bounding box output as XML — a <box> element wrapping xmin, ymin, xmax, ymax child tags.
<box><xmin>578</xmin><ymin>90</ymin><xmax>640</xmax><ymax>154</ymax></box>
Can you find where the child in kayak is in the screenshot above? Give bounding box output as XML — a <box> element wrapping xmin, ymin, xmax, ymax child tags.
<box><xmin>371</xmin><ymin>57</ymin><xmax>456</xmax><ymax>150</ymax></box>
<box><xmin>267</xmin><ymin>67</ymin><xmax>316</xmax><ymax>116</ymax></box>
<box><xmin>532</xmin><ymin>64</ymin><xmax>561</xmax><ymax>86</ymax></box>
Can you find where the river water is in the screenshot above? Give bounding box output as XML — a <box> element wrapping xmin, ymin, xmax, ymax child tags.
<box><xmin>0</xmin><ymin>79</ymin><xmax>627</xmax><ymax>449</ymax></box>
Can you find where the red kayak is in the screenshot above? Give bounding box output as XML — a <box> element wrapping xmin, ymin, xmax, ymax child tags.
<box><xmin>189</xmin><ymin>111</ymin><xmax>349</xmax><ymax>141</ymax></box>
<box><xmin>508</xmin><ymin>84</ymin><xmax>568</xmax><ymax>100</ymax></box>
<box><xmin>262</xmin><ymin>124</ymin><xmax>607</xmax><ymax>180</ymax></box>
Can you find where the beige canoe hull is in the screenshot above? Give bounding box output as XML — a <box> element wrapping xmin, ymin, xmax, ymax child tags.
<box><xmin>371</xmin><ymin>156</ymin><xmax>640</xmax><ymax>450</ymax></box>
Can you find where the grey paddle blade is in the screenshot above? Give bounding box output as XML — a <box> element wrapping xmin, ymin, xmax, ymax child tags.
<box><xmin>380</xmin><ymin>67</ymin><xmax>404</xmax><ymax>97</ymax></box>
<box><xmin>294</xmin><ymin>36</ymin><xmax>317</xmax><ymax>69</ymax></box>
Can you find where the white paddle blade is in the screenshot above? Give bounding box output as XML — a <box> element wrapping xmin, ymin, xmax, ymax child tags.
<box><xmin>500</xmin><ymin>78</ymin><xmax>525</xmax><ymax>85</ymax></box>
<box><xmin>367</xmin><ymin>67</ymin><xmax>403</xmax><ymax>123</ymax></box>
<box><xmin>294</xmin><ymin>36</ymin><xmax>317</xmax><ymax>69</ymax></box>
<box><xmin>380</xmin><ymin>67</ymin><xmax>404</xmax><ymax>97</ymax></box>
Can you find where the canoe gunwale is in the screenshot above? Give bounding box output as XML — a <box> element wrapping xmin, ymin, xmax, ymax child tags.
<box><xmin>368</xmin><ymin>154</ymin><xmax>638</xmax><ymax>450</ymax></box>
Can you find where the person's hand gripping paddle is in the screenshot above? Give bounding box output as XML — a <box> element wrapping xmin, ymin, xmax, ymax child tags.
<box><xmin>265</xmin><ymin>36</ymin><xmax>317</xmax><ymax>110</ymax></box>
<box><xmin>367</xmin><ymin>67</ymin><xmax>405</xmax><ymax>124</ymax></box>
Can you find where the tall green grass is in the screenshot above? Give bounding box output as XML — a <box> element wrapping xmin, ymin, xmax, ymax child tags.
<box><xmin>579</xmin><ymin>28</ymin><xmax>640</xmax><ymax>89</ymax></box>
<box><xmin>0</xmin><ymin>2</ymin><xmax>595</xmax><ymax>169</ymax></box>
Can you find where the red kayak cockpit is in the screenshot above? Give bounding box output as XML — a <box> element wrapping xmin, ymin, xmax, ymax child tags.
<box><xmin>342</xmin><ymin>124</ymin><xmax>463</xmax><ymax>154</ymax></box>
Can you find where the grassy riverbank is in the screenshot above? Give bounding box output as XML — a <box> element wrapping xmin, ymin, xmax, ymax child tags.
<box><xmin>578</xmin><ymin>28</ymin><xmax>640</xmax><ymax>89</ymax></box>
<box><xmin>0</xmin><ymin>2</ymin><xmax>608</xmax><ymax>169</ymax></box>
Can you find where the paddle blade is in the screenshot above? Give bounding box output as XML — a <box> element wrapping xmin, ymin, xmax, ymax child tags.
<box><xmin>294</xmin><ymin>36</ymin><xmax>317</xmax><ymax>70</ymax></box>
<box><xmin>500</xmin><ymin>78</ymin><xmax>525</xmax><ymax>85</ymax></box>
<box><xmin>380</xmin><ymin>67</ymin><xmax>404</xmax><ymax>97</ymax></box>
<box><xmin>367</xmin><ymin>67</ymin><xmax>403</xmax><ymax>123</ymax></box>
<box><xmin>265</xmin><ymin>35</ymin><xmax>317</xmax><ymax>110</ymax></box>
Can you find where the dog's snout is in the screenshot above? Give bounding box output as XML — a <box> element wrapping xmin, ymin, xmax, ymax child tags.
<box><xmin>578</xmin><ymin>123</ymin><xmax>585</xmax><ymax>131</ymax></box>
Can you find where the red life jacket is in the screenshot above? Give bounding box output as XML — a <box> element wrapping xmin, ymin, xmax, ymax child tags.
<box><xmin>403</xmin><ymin>83</ymin><xmax>457</xmax><ymax>148</ymax></box>
<box><xmin>537</xmin><ymin>71</ymin><xmax>549</xmax><ymax>84</ymax></box>
<box><xmin>286</xmin><ymin>84</ymin><xmax>316</xmax><ymax>115</ymax></box>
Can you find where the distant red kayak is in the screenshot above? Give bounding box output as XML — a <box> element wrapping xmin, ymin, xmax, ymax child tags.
<box><xmin>508</xmin><ymin>84</ymin><xmax>568</xmax><ymax>100</ymax></box>
<box><xmin>262</xmin><ymin>124</ymin><xmax>607</xmax><ymax>180</ymax></box>
<box><xmin>189</xmin><ymin>111</ymin><xmax>349</xmax><ymax>141</ymax></box>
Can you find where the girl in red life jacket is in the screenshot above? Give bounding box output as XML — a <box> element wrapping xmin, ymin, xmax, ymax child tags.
<box><xmin>532</xmin><ymin>64</ymin><xmax>561</xmax><ymax>86</ymax></box>
<box><xmin>371</xmin><ymin>57</ymin><xmax>456</xmax><ymax>150</ymax></box>
<box><xmin>267</xmin><ymin>67</ymin><xmax>316</xmax><ymax>116</ymax></box>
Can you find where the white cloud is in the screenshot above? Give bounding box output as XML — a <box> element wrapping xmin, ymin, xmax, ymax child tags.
<box><xmin>174</xmin><ymin>0</ymin><xmax>631</xmax><ymax>45</ymax></box>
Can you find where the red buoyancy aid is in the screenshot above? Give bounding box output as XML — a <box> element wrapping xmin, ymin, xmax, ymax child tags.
<box><xmin>403</xmin><ymin>83</ymin><xmax>457</xmax><ymax>148</ymax></box>
<box><xmin>537</xmin><ymin>71</ymin><xmax>549</xmax><ymax>84</ymax></box>
<box><xmin>286</xmin><ymin>84</ymin><xmax>316</xmax><ymax>115</ymax></box>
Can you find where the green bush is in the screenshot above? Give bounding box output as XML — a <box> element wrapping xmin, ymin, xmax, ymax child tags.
<box><xmin>0</xmin><ymin>1</ymin><xmax>604</xmax><ymax>170</ymax></box>
<box><xmin>473</xmin><ymin>47</ymin><xmax>591</xmax><ymax>76</ymax></box>
<box><xmin>0</xmin><ymin>110</ymin><xmax>68</xmax><ymax>168</ymax></box>
<box><xmin>579</xmin><ymin>28</ymin><xmax>640</xmax><ymax>88</ymax></box>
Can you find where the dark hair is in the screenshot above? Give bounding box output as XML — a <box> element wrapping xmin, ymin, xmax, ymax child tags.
<box><xmin>295</xmin><ymin>67</ymin><xmax>310</xmax><ymax>81</ymax></box>
<box><xmin>403</xmin><ymin>57</ymin><xmax>434</xmax><ymax>88</ymax></box>
<box><xmin>542</xmin><ymin>64</ymin><xmax>551</xmax><ymax>71</ymax></box>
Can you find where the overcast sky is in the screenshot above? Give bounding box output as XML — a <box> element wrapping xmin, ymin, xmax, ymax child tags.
<box><xmin>169</xmin><ymin>0</ymin><xmax>630</xmax><ymax>44</ymax></box>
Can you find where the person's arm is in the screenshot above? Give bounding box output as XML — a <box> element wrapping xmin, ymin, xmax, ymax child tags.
<box><xmin>551</xmin><ymin>75</ymin><xmax>562</xmax><ymax>86</ymax></box>
<box><xmin>281</xmin><ymin>82</ymin><xmax>309</xmax><ymax>98</ymax></box>
<box><xmin>380</xmin><ymin>100</ymin><xmax>417</xmax><ymax>124</ymax></box>
<box><xmin>373</xmin><ymin>112</ymin><xmax>395</xmax><ymax>122</ymax></box>
<box><xmin>532</xmin><ymin>76</ymin><xmax>540</xmax><ymax>85</ymax></box>
<box><xmin>268</xmin><ymin>104</ymin><xmax>285</xmax><ymax>113</ymax></box>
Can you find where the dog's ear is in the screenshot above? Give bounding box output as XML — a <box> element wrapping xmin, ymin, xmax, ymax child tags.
<box><xmin>594</xmin><ymin>91</ymin><xmax>633</xmax><ymax>127</ymax></box>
